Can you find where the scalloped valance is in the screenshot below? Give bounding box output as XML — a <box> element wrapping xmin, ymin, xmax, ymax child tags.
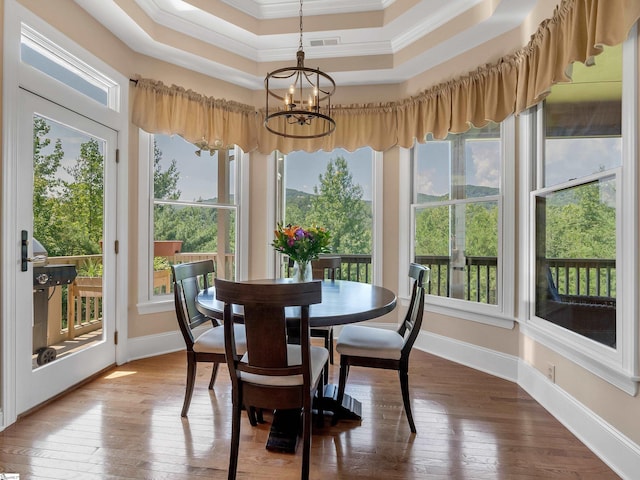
<box><xmin>131</xmin><ymin>0</ymin><xmax>640</xmax><ymax>154</ymax></box>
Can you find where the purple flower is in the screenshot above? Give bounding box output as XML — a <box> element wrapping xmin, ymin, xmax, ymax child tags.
<box><xmin>295</xmin><ymin>228</ymin><xmax>305</xmax><ymax>239</ymax></box>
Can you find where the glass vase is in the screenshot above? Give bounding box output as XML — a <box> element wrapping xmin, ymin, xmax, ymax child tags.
<box><xmin>292</xmin><ymin>260</ymin><xmax>313</xmax><ymax>282</ymax></box>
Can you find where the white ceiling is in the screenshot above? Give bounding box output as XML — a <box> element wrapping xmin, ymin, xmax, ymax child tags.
<box><xmin>73</xmin><ymin>0</ymin><xmax>541</xmax><ymax>90</ymax></box>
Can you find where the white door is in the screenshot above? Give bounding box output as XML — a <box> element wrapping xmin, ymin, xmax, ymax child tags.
<box><xmin>15</xmin><ymin>90</ymin><xmax>118</xmax><ymax>414</ymax></box>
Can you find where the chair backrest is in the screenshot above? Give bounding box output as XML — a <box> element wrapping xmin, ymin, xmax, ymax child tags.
<box><xmin>171</xmin><ymin>260</ymin><xmax>215</xmax><ymax>349</ymax></box>
<box><xmin>398</xmin><ymin>263</ymin><xmax>429</xmax><ymax>358</ymax></box>
<box><xmin>215</xmin><ymin>279</ymin><xmax>322</xmax><ymax>396</ymax></box>
<box><xmin>312</xmin><ymin>256</ymin><xmax>341</xmax><ymax>281</ymax></box>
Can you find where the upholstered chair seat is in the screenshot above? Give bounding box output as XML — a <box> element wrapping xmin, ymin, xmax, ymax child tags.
<box><xmin>239</xmin><ymin>345</ymin><xmax>328</xmax><ymax>387</ymax></box>
<box><xmin>193</xmin><ymin>324</ymin><xmax>246</xmax><ymax>354</ymax></box>
<box><xmin>336</xmin><ymin>325</ymin><xmax>403</xmax><ymax>360</ymax></box>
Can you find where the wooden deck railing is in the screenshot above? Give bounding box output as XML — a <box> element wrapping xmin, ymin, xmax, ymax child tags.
<box><xmin>286</xmin><ymin>254</ymin><xmax>615</xmax><ymax>307</ymax></box>
<box><xmin>41</xmin><ymin>251</ymin><xmax>614</xmax><ymax>347</ymax></box>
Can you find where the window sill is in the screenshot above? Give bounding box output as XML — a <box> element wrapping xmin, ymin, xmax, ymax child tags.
<box><xmin>425</xmin><ymin>300</ymin><xmax>515</xmax><ymax>329</ymax></box>
<box><xmin>137</xmin><ymin>297</ymin><xmax>173</xmax><ymax>316</ymax></box>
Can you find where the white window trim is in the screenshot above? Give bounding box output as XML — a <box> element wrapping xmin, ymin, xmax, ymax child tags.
<box><xmin>136</xmin><ymin>131</ymin><xmax>166</xmax><ymax>314</ymax></box>
<box><xmin>519</xmin><ymin>26</ymin><xmax>639</xmax><ymax>395</ymax></box>
<box><xmin>406</xmin><ymin>117</ymin><xmax>516</xmax><ymax>329</ymax></box>
<box><xmin>372</xmin><ymin>149</ymin><xmax>384</xmax><ymax>286</ymax></box>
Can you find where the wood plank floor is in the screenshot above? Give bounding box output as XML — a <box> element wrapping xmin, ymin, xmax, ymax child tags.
<box><xmin>0</xmin><ymin>349</ymin><xmax>619</xmax><ymax>479</ymax></box>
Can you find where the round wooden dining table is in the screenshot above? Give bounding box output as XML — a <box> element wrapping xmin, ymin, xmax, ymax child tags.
<box><xmin>195</xmin><ymin>278</ymin><xmax>397</xmax><ymax>453</ymax></box>
<box><xmin>195</xmin><ymin>278</ymin><xmax>397</xmax><ymax>327</ymax></box>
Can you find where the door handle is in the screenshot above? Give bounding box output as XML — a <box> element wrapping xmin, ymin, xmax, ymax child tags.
<box><xmin>21</xmin><ymin>230</ymin><xmax>29</xmax><ymax>271</ymax></box>
<box><xmin>20</xmin><ymin>230</ymin><xmax>46</xmax><ymax>271</ymax></box>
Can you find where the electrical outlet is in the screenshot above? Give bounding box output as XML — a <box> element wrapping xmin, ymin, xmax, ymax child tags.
<box><xmin>546</xmin><ymin>362</ymin><xmax>556</xmax><ymax>383</ymax></box>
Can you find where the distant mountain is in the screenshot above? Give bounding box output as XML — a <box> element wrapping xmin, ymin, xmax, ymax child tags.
<box><xmin>416</xmin><ymin>185</ymin><xmax>499</xmax><ymax>203</ymax></box>
<box><xmin>284</xmin><ymin>188</ymin><xmax>372</xmax><ymax>218</ymax></box>
<box><xmin>286</xmin><ymin>188</ymin><xmax>314</xmax><ymax>203</ymax></box>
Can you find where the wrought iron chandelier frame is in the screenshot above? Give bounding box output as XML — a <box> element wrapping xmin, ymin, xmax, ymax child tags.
<box><xmin>264</xmin><ymin>0</ymin><xmax>336</xmax><ymax>139</ymax></box>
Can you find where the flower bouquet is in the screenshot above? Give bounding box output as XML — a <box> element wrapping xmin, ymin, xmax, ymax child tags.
<box><xmin>272</xmin><ymin>223</ymin><xmax>331</xmax><ymax>281</ymax></box>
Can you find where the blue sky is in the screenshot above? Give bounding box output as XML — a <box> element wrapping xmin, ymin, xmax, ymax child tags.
<box><xmin>156</xmin><ymin>136</ymin><xmax>374</xmax><ymax>202</ymax></box>
<box><xmin>46</xmin><ymin>128</ymin><xmax>621</xmax><ymax>203</ymax></box>
<box><xmin>285</xmin><ymin>148</ymin><xmax>373</xmax><ymax>201</ymax></box>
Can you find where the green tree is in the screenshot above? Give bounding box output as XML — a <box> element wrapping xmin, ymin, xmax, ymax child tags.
<box><xmin>465</xmin><ymin>203</ymin><xmax>498</xmax><ymax>257</ymax></box>
<box><xmin>305</xmin><ymin>157</ymin><xmax>371</xmax><ymax>254</ymax></box>
<box><xmin>32</xmin><ymin>117</ymin><xmax>65</xmax><ymax>254</ymax></box>
<box><xmin>545</xmin><ymin>182</ymin><xmax>616</xmax><ymax>259</ymax></box>
<box><xmin>56</xmin><ymin>139</ymin><xmax>105</xmax><ymax>255</ymax></box>
<box><xmin>152</xmin><ymin>142</ymin><xmax>220</xmax><ymax>254</ymax></box>
<box><xmin>153</xmin><ymin>141</ymin><xmax>180</xmax><ymax>200</ymax></box>
<box><xmin>415</xmin><ymin>205</ymin><xmax>449</xmax><ymax>256</ymax></box>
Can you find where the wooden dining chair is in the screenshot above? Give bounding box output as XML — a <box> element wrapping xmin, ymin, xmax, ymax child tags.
<box><xmin>310</xmin><ymin>256</ymin><xmax>341</xmax><ymax>380</ymax></box>
<box><xmin>215</xmin><ymin>278</ymin><xmax>328</xmax><ymax>480</ymax></box>
<box><xmin>171</xmin><ymin>260</ymin><xmax>247</xmax><ymax>417</ymax></box>
<box><xmin>335</xmin><ymin>263</ymin><xmax>429</xmax><ymax>433</ymax></box>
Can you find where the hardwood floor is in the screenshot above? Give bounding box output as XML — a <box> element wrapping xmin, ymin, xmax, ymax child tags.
<box><xmin>0</xmin><ymin>349</ymin><xmax>619</xmax><ymax>479</ymax></box>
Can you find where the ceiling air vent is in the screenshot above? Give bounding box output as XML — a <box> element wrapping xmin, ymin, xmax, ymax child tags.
<box><xmin>309</xmin><ymin>38</ymin><xmax>339</xmax><ymax>47</ymax></box>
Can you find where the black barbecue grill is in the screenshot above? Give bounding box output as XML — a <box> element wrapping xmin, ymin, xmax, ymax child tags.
<box><xmin>32</xmin><ymin>239</ymin><xmax>78</xmax><ymax>365</ymax></box>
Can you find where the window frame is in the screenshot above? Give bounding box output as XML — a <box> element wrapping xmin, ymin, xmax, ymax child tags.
<box><xmin>408</xmin><ymin>117</ymin><xmax>516</xmax><ymax>329</ymax></box>
<box><xmin>136</xmin><ymin>132</ymin><xmax>246</xmax><ymax>314</ymax></box>
<box><xmin>519</xmin><ymin>27</ymin><xmax>639</xmax><ymax>395</ymax></box>
<box><xmin>20</xmin><ymin>24</ymin><xmax>119</xmax><ymax>111</ymax></box>
<box><xmin>272</xmin><ymin>147</ymin><xmax>383</xmax><ymax>285</ymax></box>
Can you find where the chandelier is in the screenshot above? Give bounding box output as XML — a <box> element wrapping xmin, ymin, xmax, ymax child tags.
<box><xmin>264</xmin><ymin>0</ymin><xmax>336</xmax><ymax>139</ymax></box>
<box><xmin>192</xmin><ymin>138</ymin><xmax>224</xmax><ymax>156</ymax></box>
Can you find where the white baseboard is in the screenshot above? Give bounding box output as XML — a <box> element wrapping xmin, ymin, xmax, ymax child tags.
<box><xmin>126</xmin><ymin>329</ymin><xmax>186</xmax><ymax>362</ymax></box>
<box><xmin>518</xmin><ymin>361</ymin><xmax>640</xmax><ymax>480</ymax></box>
<box><xmin>414</xmin><ymin>330</ymin><xmax>639</xmax><ymax>480</ymax></box>
<box><xmin>414</xmin><ymin>330</ymin><xmax>519</xmax><ymax>382</ymax></box>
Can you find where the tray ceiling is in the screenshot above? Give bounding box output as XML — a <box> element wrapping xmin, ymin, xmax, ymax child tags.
<box><xmin>73</xmin><ymin>0</ymin><xmax>541</xmax><ymax>90</ymax></box>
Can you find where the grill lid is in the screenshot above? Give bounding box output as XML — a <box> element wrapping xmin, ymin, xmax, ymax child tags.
<box><xmin>32</xmin><ymin>238</ymin><xmax>48</xmax><ymax>257</ymax></box>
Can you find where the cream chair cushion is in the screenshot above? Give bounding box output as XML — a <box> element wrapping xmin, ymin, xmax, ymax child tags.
<box><xmin>336</xmin><ymin>324</ymin><xmax>403</xmax><ymax>360</ymax></box>
<box><xmin>239</xmin><ymin>345</ymin><xmax>329</xmax><ymax>387</ymax></box>
<box><xmin>193</xmin><ymin>324</ymin><xmax>247</xmax><ymax>355</ymax></box>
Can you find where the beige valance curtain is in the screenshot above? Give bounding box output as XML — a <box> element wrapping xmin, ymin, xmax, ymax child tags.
<box><xmin>131</xmin><ymin>0</ymin><xmax>640</xmax><ymax>155</ymax></box>
<box><xmin>131</xmin><ymin>79</ymin><xmax>258</xmax><ymax>153</ymax></box>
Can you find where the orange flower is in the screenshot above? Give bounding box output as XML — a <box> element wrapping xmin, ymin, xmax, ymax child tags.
<box><xmin>283</xmin><ymin>224</ymin><xmax>300</xmax><ymax>239</ymax></box>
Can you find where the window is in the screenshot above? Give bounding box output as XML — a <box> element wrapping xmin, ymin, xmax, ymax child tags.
<box><xmin>532</xmin><ymin>44</ymin><xmax>621</xmax><ymax>348</ymax></box>
<box><xmin>146</xmin><ymin>135</ymin><xmax>239</xmax><ymax>298</ymax></box>
<box><xmin>525</xmin><ymin>34</ymin><xmax>639</xmax><ymax>393</ymax></box>
<box><xmin>412</xmin><ymin>121</ymin><xmax>514</xmax><ymax>321</ymax></box>
<box><xmin>275</xmin><ymin>148</ymin><xmax>375</xmax><ymax>283</ymax></box>
<box><xmin>20</xmin><ymin>24</ymin><xmax>118</xmax><ymax>110</ymax></box>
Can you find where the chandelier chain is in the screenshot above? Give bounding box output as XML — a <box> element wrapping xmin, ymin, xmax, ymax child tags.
<box><xmin>298</xmin><ymin>0</ymin><xmax>304</xmax><ymax>52</ymax></box>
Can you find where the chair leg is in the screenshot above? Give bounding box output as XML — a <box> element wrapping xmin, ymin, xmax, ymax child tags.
<box><xmin>327</xmin><ymin>329</ymin><xmax>334</xmax><ymax>365</ymax></box>
<box><xmin>315</xmin><ymin>373</ymin><xmax>325</xmax><ymax>429</ymax></box>
<box><xmin>228</xmin><ymin>398</ymin><xmax>242</xmax><ymax>480</ymax></box>
<box><xmin>247</xmin><ymin>406</ymin><xmax>258</xmax><ymax>427</ymax></box>
<box><xmin>301</xmin><ymin>399</ymin><xmax>312</xmax><ymax>480</ymax></box>
<box><xmin>322</xmin><ymin>357</ymin><xmax>329</xmax><ymax>385</ymax></box>
<box><xmin>208</xmin><ymin>362</ymin><xmax>220</xmax><ymax>389</ymax></box>
<box><xmin>399</xmin><ymin>369</ymin><xmax>416</xmax><ymax>433</ymax></box>
<box><xmin>181</xmin><ymin>354</ymin><xmax>197</xmax><ymax>417</ymax></box>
